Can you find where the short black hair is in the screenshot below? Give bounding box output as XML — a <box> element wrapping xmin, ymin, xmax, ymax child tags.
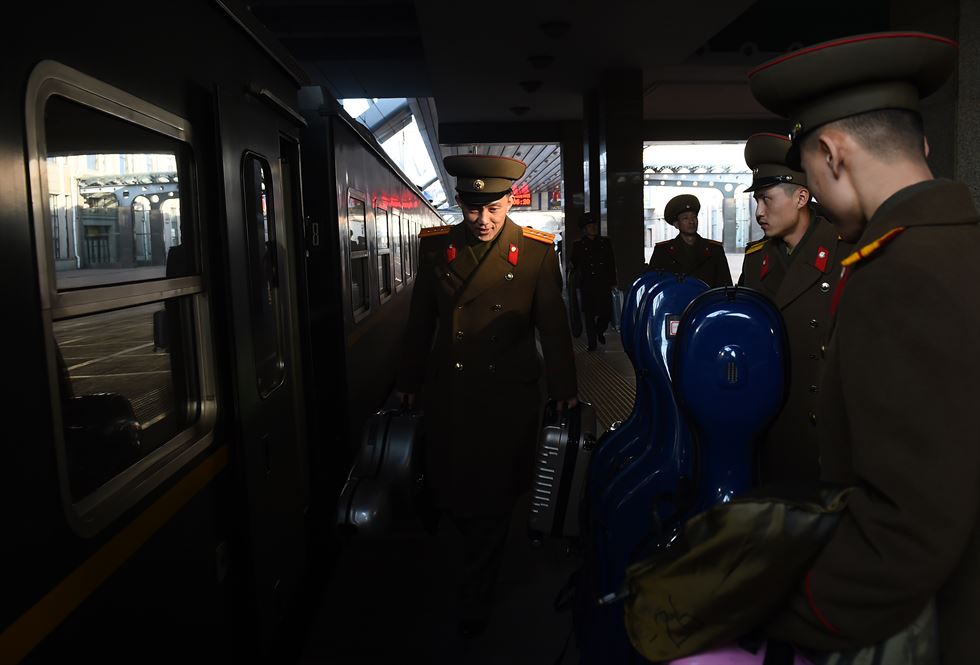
<box><xmin>777</xmin><ymin>182</ymin><xmax>812</xmax><ymax>203</ymax></box>
<box><xmin>808</xmin><ymin>109</ymin><xmax>926</xmax><ymax>161</ymax></box>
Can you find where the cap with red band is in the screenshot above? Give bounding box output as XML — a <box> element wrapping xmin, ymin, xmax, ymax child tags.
<box><xmin>748</xmin><ymin>32</ymin><xmax>958</xmax><ymax>158</ymax></box>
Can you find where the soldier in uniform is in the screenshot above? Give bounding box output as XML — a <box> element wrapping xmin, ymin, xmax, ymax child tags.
<box><xmin>570</xmin><ymin>212</ymin><xmax>618</xmax><ymax>351</ymax></box>
<box><xmin>395</xmin><ymin>154</ymin><xmax>578</xmax><ymax>639</ymax></box>
<box><xmin>748</xmin><ymin>32</ymin><xmax>980</xmax><ymax>661</ymax></box>
<box><xmin>647</xmin><ymin>194</ymin><xmax>732</xmax><ymax>287</ymax></box>
<box><xmin>738</xmin><ymin>133</ymin><xmax>850</xmax><ymax>484</ymax></box>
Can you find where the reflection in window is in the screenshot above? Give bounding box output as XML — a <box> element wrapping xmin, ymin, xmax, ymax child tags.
<box><xmin>54</xmin><ymin>300</ymin><xmax>199</xmax><ymax>500</ymax></box>
<box><xmin>45</xmin><ymin>96</ymin><xmax>192</xmax><ymax>290</ymax></box>
<box><xmin>376</xmin><ymin>207</ymin><xmax>392</xmax><ymax>300</ymax></box>
<box><xmin>243</xmin><ymin>154</ymin><xmax>285</xmax><ymax>397</ymax></box>
<box><xmin>392</xmin><ymin>211</ymin><xmax>403</xmax><ymax>291</ymax></box>
<box><xmin>348</xmin><ymin>196</ymin><xmax>370</xmax><ymax>315</ymax></box>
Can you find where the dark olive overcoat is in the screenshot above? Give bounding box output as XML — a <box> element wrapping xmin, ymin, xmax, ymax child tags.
<box><xmin>647</xmin><ymin>234</ymin><xmax>733</xmax><ymax>287</ymax></box>
<box><xmin>765</xmin><ymin>180</ymin><xmax>980</xmax><ymax>664</ymax></box>
<box><xmin>396</xmin><ymin>218</ymin><xmax>577</xmax><ymax>518</ymax></box>
<box><xmin>739</xmin><ymin>216</ymin><xmax>850</xmax><ymax>484</ymax></box>
<box><xmin>570</xmin><ymin>235</ymin><xmax>617</xmax><ymax>316</ymax></box>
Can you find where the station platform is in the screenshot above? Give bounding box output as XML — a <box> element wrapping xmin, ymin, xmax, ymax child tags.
<box><xmin>300</xmin><ymin>319</ymin><xmax>640</xmax><ymax>664</ymax></box>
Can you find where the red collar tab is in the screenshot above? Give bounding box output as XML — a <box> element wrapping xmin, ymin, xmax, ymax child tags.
<box><xmin>507</xmin><ymin>243</ymin><xmax>519</xmax><ymax>266</ymax></box>
<box><xmin>446</xmin><ymin>243</ymin><xmax>457</xmax><ymax>263</ymax></box>
<box><xmin>815</xmin><ymin>246</ymin><xmax>829</xmax><ymax>272</ymax></box>
<box><xmin>760</xmin><ymin>253</ymin><xmax>770</xmax><ymax>279</ymax></box>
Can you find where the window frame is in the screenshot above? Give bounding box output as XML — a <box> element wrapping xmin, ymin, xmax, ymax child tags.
<box><xmin>346</xmin><ymin>188</ymin><xmax>371</xmax><ymax>322</ymax></box>
<box><xmin>241</xmin><ymin>151</ymin><xmax>287</xmax><ymax>398</ymax></box>
<box><xmin>25</xmin><ymin>60</ymin><xmax>217</xmax><ymax>537</ymax></box>
<box><xmin>375</xmin><ymin>205</ymin><xmax>393</xmax><ymax>303</ymax></box>
<box><xmin>391</xmin><ymin>209</ymin><xmax>404</xmax><ymax>293</ymax></box>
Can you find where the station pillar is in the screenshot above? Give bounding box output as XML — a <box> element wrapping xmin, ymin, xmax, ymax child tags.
<box><xmin>583</xmin><ymin>69</ymin><xmax>646</xmax><ymax>289</ymax></box>
<box><xmin>560</xmin><ymin>120</ymin><xmax>586</xmax><ymax>274</ymax></box>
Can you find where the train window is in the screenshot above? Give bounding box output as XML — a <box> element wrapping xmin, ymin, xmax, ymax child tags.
<box><xmin>376</xmin><ymin>207</ymin><xmax>392</xmax><ymax>301</ymax></box>
<box><xmin>391</xmin><ymin>211</ymin><xmax>403</xmax><ymax>291</ymax></box>
<box><xmin>43</xmin><ymin>96</ymin><xmax>194</xmax><ymax>290</ymax></box>
<box><xmin>28</xmin><ymin>62</ymin><xmax>215</xmax><ymax>534</ymax></box>
<box><xmin>242</xmin><ymin>153</ymin><xmax>286</xmax><ymax>397</ymax></box>
<box><xmin>53</xmin><ymin>300</ymin><xmax>200</xmax><ymax>500</ymax></box>
<box><xmin>403</xmin><ymin>217</ymin><xmax>414</xmax><ymax>281</ymax></box>
<box><xmin>348</xmin><ymin>194</ymin><xmax>370</xmax><ymax>317</ymax></box>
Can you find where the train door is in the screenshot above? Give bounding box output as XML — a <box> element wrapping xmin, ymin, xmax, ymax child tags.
<box><xmin>214</xmin><ymin>85</ymin><xmax>309</xmax><ymax>652</ymax></box>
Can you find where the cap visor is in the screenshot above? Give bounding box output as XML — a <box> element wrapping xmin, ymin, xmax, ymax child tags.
<box><xmin>456</xmin><ymin>189</ymin><xmax>512</xmax><ymax>206</ymax></box>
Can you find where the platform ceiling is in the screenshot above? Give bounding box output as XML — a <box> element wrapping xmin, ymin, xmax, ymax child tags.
<box><xmin>247</xmin><ymin>0</ymin><xmax>889</xmax><ymax>131</ymax></box>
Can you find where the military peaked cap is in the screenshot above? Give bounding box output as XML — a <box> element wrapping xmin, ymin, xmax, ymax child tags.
<box><xmin>579</xmin><ymin>211</ymin><xmax>597</xmax><ymax>229</ymax></box>
<box><xmin>445</xmin><ymin>154</ymin><xmax>527</xmax><ymax>205</ymax></box>
<box><xmin>664</xmin><ymin>194</ymin><xmax>700</xmax><ymax>224</ymax></box>
<box><xmin>749</xmin><ymin>32</ymin><xmax>957</xmax><ymax>166</ymax></box>
<box><xmin>744</xmin><ymin>133</ymin><xmax>808</xmax><ymax>192</ymax></box>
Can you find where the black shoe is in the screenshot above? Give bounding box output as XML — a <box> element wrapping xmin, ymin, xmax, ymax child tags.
<box><xmin>597</xmin><ymin>333</ymin><xmax>606</xmax><ymax>344</ymax></box>
<box><xmin>457</xmin><ymin>618</ymin><xmax>488</xmax><ymax>639</ymax></box>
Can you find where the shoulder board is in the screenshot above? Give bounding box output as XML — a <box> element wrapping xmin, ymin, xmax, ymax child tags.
<box><xmin>522</xmin><ymin>227</ymin><xmax>555</xmax><ymax>244</ymax></box>
<box><xmin>841</xmin><ymin>227</ymin><xmax>906</xmax><ymax>267</ymax></box>
<box><xmin>419</xmin><ymin>226</ymin><xmax>450</xmax><ymax>238</ymax></box>
<box><xmin>744</xmin><ymin>239</ymin><xmax>767</xmax><ymax>256</ymax></box>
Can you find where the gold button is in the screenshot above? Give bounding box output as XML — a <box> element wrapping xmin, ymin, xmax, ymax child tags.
<box><xmin>455</xmin><ymin>362</ymin><xmax>463</xmax><ymax>371</ymax></box>
<box><xmin>820</xmin><ymin>282</ymin><xmax>830</xmax><ymax>293</ymax></box>
<box><xmin>491</xmin><ymin>304</ymin><xmax>502</xmax><ymax>311</ymax></box>
<box><xmin>809</xmin><ymin>319</ymin><xmax>819</xmax><ymax>328</ymax></box>
<box><xmin>809</xmin><ymin>385</ymin><xmax>818</xmax><ymax>393</ymax></box>
<box><xmin>820</xmin><ymin>344</ymin><xmax>826</xmax><ymax>358</ymax></box>
<box><xmin>456</xmin><ymin>331</ymin><xmax>464</xmax><ymax>340</ymax></box>
<box><xmin>456</xmin><ymin>305</ymin><xmax>464</xmax><ymax>310</ymax></box>
<box><xmin>809</xmin><ymin>411</ymin><xmax>817</xmax><ymax>425</ymax></box>
<box><xmin>505</xmin><ymin>272</ymin><xmax>514</xmax><ymax>281</ymax></box>
<box><xmin>488</xmin><ymin>364</ymin><xmax>495</xmax><ymax>372</ymax></box>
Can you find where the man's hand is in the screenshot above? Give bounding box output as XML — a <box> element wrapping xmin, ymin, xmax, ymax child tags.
<box><xmin>556</xmin><ymin>396</ymin><xmax>580</xmax><ymax>414</ymax></box>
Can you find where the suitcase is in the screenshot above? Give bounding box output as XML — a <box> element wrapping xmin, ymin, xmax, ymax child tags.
<box><xmin>337</xmin><ymin>406</ymin><xmax>424</xmax><ymax>539</ymax></box>
<box><xmin>528</xmin><ymin>400</ymin><xmax>597</xmax><ymax>543</ymax></box>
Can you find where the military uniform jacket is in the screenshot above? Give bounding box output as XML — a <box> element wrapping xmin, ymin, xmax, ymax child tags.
<box><xmin>647</xmin><ymin>234</ymin><xmax>733</xmax><ymax>287</ymax></box>
<box><xmin>395</xmin><ymin>218</ymin><xmax>577</xmax><ymax>518</ymax></box>
<box><xmin>765</xmin><ymin>180</ymin><xmax>980</xmax><ymax>663</ymax></box>
<box><xmin>570</xmin><ymin>235</ymin><xmax>617</xmax><ymax>315</ymax></box>
<box><xmin>739</xmin><ymin>217</ymin><xmax>849</xmax><ymax>484</ymax></box>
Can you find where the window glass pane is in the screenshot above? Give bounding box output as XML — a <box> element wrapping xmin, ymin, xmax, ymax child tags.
<box><xmin>375</xmin><ymin>207</ymin><xmax>389</xmax><ymax>249</ymax></box>
<box><xmin>379</xmin><ymin>254</ymin><xmax>392</xmax><ymax>298</ymax></box>
<box><xmin>351</xmin><ymin>257</ymin><xmax>369</xmax><ymax>313</ymax></box>
<box><xmin>392</xmin><ymin>212</ymin><xmax>403</xmax><ymax>289</ymax></box>
<box><xmin>54</xmin><ymin>300</ymin><xmax>200</xmax><ymax>500</ymax></box>
<box><xmin>404</xmin><ymin>219</ymin><xmax>414</xmax><ymax>279</ymax></box>
<box><xmin>242</xmin><ymin>154</ymin><xmax>285</xmax><ymax>397</ymax></box>
<box><xmin>44</xmin><ymin>96</ymin><xmax>193</xmax><ymax>290</ymax></box>
<box><xmin>348</xmin><ymin>196</ymin><xmax>367</xmax><ymax>253</ymax></box>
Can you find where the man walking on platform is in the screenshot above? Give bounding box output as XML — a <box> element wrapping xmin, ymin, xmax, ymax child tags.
<box><xmin>570</xmin><ymin>212</ymin><xmax>618</xmax><ymax>351</ymax></box>
<box><xmin>395</xmin><ymin>154</ymin><xmax>579</xmax><ymax>640</ymax></box>
<box><xmin>738</xmin><ymin>133</ymin><xmax>849</xmax><ymax>485</ymax></box>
